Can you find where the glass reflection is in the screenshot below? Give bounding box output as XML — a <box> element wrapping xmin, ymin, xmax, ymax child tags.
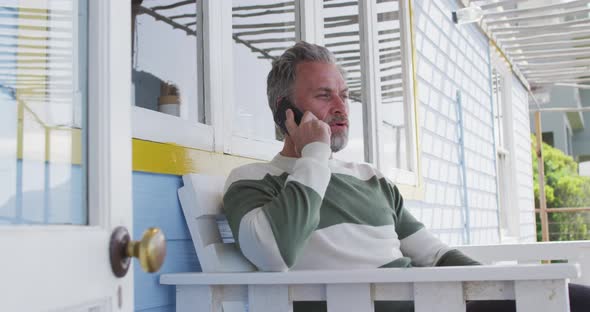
<box><xmin>0</xmin><ymin>0</ymin><xmax>87</xmax><ymax>225</ymax></box>
<box><xmin>232</xmin><ymin>0</ymin><xmax>296</xmax><ymax>141</ymax></box>
<box><xmin>379</xmin><ymin>0</ymin><xmax>410</xmax><ymax>171</ymax></box>
<box><xmin>324</xmin><ymin>0</ymin><xmax>366</xmax><ymax>163</ymax></box>
<box><xmin>132</xmin><ymin>0</ymin><xmax>202</xmax><ymax>121</ymax></box>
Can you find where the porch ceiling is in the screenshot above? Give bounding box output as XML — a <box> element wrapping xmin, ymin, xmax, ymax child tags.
<box><xmin>470</xmin><ymin>0</ymin><xmax>590</xmax><ymax>91</ymax></box>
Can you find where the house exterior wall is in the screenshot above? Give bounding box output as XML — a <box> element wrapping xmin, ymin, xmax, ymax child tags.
<box><xmin>531</xmin><ymin>86</ymin><xmax>579</xmax><ymax>156</ymax></box>
<box><xmin>573</xmin><ymin>90</ymin><xmax>590</xmax><ymax>160</ymax></box>
<box><xmin>130</xmin><ymin>0</ymin><xmax>538</xmax><ymax>310</ymax></box>
<box><xmin>537</xmin><ymin>113</ymin><xmax>571</xmax><ymax>154</ymax></box>
<box><xmin>407</xmin><ymin>0</ymin><xmax>500</xmax><ymax>245</ymax></box>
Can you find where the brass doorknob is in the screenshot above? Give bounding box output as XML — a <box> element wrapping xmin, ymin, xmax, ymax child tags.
<box><xmin>109</xmin><ymin>226</ymin><xmax>167</xmax><ymax>278</ymax></box>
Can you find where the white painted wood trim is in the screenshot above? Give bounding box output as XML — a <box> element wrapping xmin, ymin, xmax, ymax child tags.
<box><xmin>1</xmin><ymin>1</ymin><xmax>133</xmax><ymax>311</ymax></box>
<box><xmin>176</xmin><ymin>285</ymin><xmax>222</xmax><ymax>312</ymax></box>
<box><xmin>414</xmin><ymin>282</ymin><xmax>464</xmax><ymax>312</ymax></box>
<box><xmin>326</xmin><ymin>284</ymin><xmax>373</xmax><ymax>312</ymax></box>
<box><xmin>203</xmin><ymin>0</ymin><xmax>232</xmax><ymax>153</ymax></box>
<box><xmin>514</xmin><ymin>280</ymin><xmax>570</xmax><ymax>312</ymax></box>
<box><xmin>132</xmin><ymin>106</ymin><xmax>214</xmax><ymax>150</ymax></box>
<box><xmin>373</xmin><ymin>283</ymin><xmax>413</xmax><ymax>301</ymax></box>
<box><xmin>456</xmin><ymin>241</ymin><xmax>590</xmax><ymax>285</ymax></box>
<box><xmin>160</xmin><ymin>264</ymin><xmax>579</xmax><ymax>285</ymax></box>
<box><xmin>399</xmin><ymin>0</ymin><xmax>419</xmax><ymax>177</ymax></box>
<box><xmin>230</xmin><ymin>135</ymin><xmax>283</xmax><ymax>161</ymax></box>
<box><xmin>358</xmin><ymin>0</ymin><xmax>380</xmax><ymax>164</ymax></box>
<box><xmin>248</xmin><ymin>285</ymin><xmax>291</xmax><ymax>312</ymax></box>
<box><xmin>295</xmin><ymin>0</ymin><xmax>324</xmax><ymax>45</ymax></box>
<box><xmin>464</xmin><ymin>281</ymin><xmax>515</xmax><ymax>300</ymax></box>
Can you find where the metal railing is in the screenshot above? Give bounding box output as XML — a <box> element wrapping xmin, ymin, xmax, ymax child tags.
<box><xmin>535</xmin><ymin>207</ymin><xmax>590</xmax><ymax>241</ymax></box>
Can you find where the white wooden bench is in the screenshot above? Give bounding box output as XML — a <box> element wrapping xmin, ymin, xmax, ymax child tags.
<box><xmin>160</xmin><ymin>174</ymin><xmax>582</xmax><ymax>312</ymax></box>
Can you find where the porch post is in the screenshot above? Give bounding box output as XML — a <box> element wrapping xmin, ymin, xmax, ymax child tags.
<box><xmin>534</xmin><ymin>111</ymin><xmax>549</xmax><ymax>242</ymax></box>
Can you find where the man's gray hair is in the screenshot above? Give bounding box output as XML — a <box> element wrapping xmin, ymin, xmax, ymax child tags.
<box><xmin>267</xmin><ymin>41</ymin><xmax>343</xmax><ymax>134</ymax></box>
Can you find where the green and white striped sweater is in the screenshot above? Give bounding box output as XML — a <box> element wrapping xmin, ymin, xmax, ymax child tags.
<box><xmin>223</xmin><ymin>142</ymin><xmax>477</xmax><ymax>271</ymax></box>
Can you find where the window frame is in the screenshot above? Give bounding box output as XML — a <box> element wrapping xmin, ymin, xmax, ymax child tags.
<box><xmin>490</xmin><ymin>48</ymin><xmax>519</xmax><ymax>242</ymax></box>
<box><xmin>130</xmin><ymin>0</ymin><xmax>215</xmax><ymax>152</ymax></box>
<box><xmin>129</xmin><ymin>0</ymin><xmax>423</xmax><ymax>192</ymax></box>
<box><xmin>359</xmin><ymin>0</ymin><xmax>421</xmax><ymax>188</ymax></box>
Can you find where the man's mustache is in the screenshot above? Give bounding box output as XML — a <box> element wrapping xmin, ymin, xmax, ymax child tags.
<box><xmin>325</xmin><ymin>115</ymin><xmax>348</xmax><ymax>124</ymax></box>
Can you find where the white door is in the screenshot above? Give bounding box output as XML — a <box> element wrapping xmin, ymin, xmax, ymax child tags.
<box><xmin>0</xmin><ymin>0</ymin><xmax>140</xmax><ymax>311</ymax></box>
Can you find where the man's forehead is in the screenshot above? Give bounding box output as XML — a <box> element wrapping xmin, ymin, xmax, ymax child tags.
<box><xmin>295</xmin><ymin>62</ymin><xmax>347</xmax><ymax>86</ymax></box>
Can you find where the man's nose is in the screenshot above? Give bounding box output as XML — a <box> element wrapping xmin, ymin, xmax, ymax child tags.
<box><xmin>330</xmin><ymin>95</ymin><xmax>348</xmax><ymax>115</ymax></box>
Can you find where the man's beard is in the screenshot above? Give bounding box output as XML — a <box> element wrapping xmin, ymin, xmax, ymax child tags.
<box><xmin>325</xmin><ymin>114</ymin><xmax>349</xmax><ymax>153</ymax></box>
<box><xmin>330</xmin><ymin>130</ymin><xmax>348</xmax><ymax>152</ymax></box>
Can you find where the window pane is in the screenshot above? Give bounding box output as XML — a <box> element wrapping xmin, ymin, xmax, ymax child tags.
<box><xmin>132</xmin><ymin>0</ymin><xmax>202</xmax><ymax>122</ymax></box>
<box><xmin>232</xmin><ymin>0</ymin><xmax>296</xmax><ymax>141</ymax></box>
<box><xmin>0</xmin><ymin>0</ymin><xmax>87</xmax><ymax>225</ymax></box>
<box><xmin>324</xmin><ymin>0</ymin><xmax>365</xmax><ymax>163</ymax></box>
<box><xmin>378</xmin><ymin>0</ymin><xmax>411</xmax><ymax>171</ymax></box>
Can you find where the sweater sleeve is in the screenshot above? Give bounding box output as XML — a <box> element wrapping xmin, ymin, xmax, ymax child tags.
<box><xmin>223</xmin><ymin>142</ymin><xmax>332</xmax><ymax>271</ymax></box>
<box><xmin>389</xmin><ymin>184</ymin><xmax>481</xmax><ymax>266</ymax></box>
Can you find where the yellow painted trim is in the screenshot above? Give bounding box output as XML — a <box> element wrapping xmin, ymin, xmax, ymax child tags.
<box><xmin>405</xmin><ymin>0</ymin><xmax>425</xmax><ymax>201</ymax></box>
<box><xmin>489</xmin><ymin>39</ymin><xmax>511</xmax><ymax>69</ymax></box>
<box><xmin>132</xmin><ymin>140</ymin><xmax>260</xmax><ymax>176</ymax></box>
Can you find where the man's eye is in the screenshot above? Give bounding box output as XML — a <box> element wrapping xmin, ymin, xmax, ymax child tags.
<box><xmin>318</xmin><ymin>94</ymin><xmax>330</xmax><ymax>98</ymax></box>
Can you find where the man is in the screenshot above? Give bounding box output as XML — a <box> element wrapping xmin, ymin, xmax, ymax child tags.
<box><xmin>222</xmin><ymin>41</ymin><xmax>589</xmax><ymax>311</ymax></box>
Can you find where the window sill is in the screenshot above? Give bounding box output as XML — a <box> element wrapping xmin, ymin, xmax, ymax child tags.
<box><xmin>131</xmin><ymin>106</ymin><xmax>214</xmax><ymax>151</ymax></box>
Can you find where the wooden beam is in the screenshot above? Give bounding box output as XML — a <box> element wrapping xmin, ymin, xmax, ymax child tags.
<box><xmin>489</xmin><ymin>17</ymin><xmax>590</xmax><ymax>32</ymax></box>
<box><xmin>485</xmin><ymin>7</ymin><xmax>590</xmax><ymax>26</ymax></box>
<box><xmin>484</xmin><ymin>0</ymin><xmax>589</xmax><ymax>17</ymax></box>
<box><xmin>498</xmin><ymin>29</ymin><xmax>590</xmax><ymax>45</ymax></box>
<box><xmin>534</xmin><ymin>111</ymin><xmax>549</xmax><ymax>242</ymax></box>
<box><xmin>513</xmin><ymin>50</ymin><xmax>590</xmax><ymax>62</ymax></box>
<box><xmin>518</xmin><ymin>59</ymin><xmax>590</xmax><ymax>69</ymax></box>
<box><xmin>504</xmin><ymin>38</ymin><xmax>590</xmax><ymax>50</ymax></box>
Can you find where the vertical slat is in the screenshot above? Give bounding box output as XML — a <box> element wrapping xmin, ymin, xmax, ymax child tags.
<box><xmin>534</xmin><ymin>111</ymin><xmax>549</xmax><ymax>242</ymax></box>
<box><xmin>176</xmin><ymin>285</ymin><xmax>222</xmax><ymax>312</ymax></box>
<box><xmin>326</xmin><ymin>284</ymin><xmax>373</xmax><ymax>312</ymax></box>
<box><xmin>514</xmin><ymin>280</ymin><xmax>570</xmax><ymax>312</ymax></box>
<box><xmin>414</xmin><ymin>282</ymin><xmax>465</xmax><ymax>312</ymax></box>
<box><xmin>248</xmin><ymin>285</ymin><xmax>291</xmax><ymax>312</ymax></box>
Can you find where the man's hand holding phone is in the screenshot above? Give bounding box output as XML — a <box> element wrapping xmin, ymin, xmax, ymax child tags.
<box><xmin>285</xmin><ymin>109</ymin><xmax>331</xmax><ymax>157</ymax></box>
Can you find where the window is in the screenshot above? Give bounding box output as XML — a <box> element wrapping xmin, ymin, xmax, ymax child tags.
<box><xmin>542</xmin><ymin>132</ymin><xmax>555</xmax><ymax>147</ymax></box>
<box><xmin>130</xmin><ymin>0</ymin><xmax>214</xmax><ymax>150</ymax></box>
<box><xmin>230</xmin><ymin>0</ymin><xmax>297</xmax><ymax>158</ymax></box>
<box><xmin>126</xmin><ymin>0</ymin><xmax>421</xmax><ymax>189</ymax></box>
<box><xmin>491</xmin><ymin>55</ymin><xmax>518</xmax><ymax>241</ymax></box>
<box><xmin>323</xmin><ymin>0</ymin><xmax>418</xmax><ymax>185</ymax></box>
<box><xmin>323</xmin><ymin>0</ymin><xmax>365</xmax><ymax>163</ymax></box>
<box><xmin>132</xmin><ymin>0</ymin><xmax>202</xmax><ymax>121</ymax></box>
<box><xmin>0</xmin><ymin>0</ymin><xmax>88</xmax><ymax>224</ymax></box>
<box><xmin>376</xmin><ymin>0</ymin><xmax>417</xmax><ymax>183</ymax></box>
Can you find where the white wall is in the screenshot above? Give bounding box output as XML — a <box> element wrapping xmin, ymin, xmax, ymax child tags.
<box><xmin>511</xmin><ymin>76</ymin><xmax>536</xmax><ymax>242</ymax></box>
<box><xmin>407</xmin><ymin>0</ymin><xmax>504</xmax><ymax>245</ymax></box>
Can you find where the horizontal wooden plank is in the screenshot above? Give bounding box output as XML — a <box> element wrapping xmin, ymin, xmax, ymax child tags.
<box><xmin>133</xmin><ymin>171</ymin><xmax>191</xmax><ymax>241</ymax></box>
<box><xmin>161</xmin><ymin>264</ymin><xmax>579</xmax><ymax>285</ymax></box>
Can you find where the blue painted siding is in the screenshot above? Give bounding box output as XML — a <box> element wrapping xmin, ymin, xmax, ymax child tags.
<box><xmin>133</xmin><ymin>171</ymin><xmax>200</xmax><ymax>312</ymax></box>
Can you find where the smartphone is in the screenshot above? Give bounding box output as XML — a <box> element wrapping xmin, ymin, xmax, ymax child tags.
<box><xmin>275</xmin><ymin>97</ymin><xmax>304</xmax><ymax>135</ymax></box>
